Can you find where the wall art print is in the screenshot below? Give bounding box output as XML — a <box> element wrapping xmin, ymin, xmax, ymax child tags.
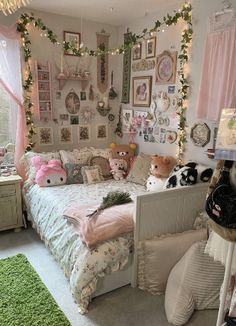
<box><xmin>38</xmin><ymin>127</ymin><xmax>53</xmax><ymax>145</ymax></box>
<box><xmin>65</xmin><ymin>90</ymin><xmax>80</xmax><ymax>114</ymax></box>
<box><xmin>133</xmin><ymin>43</ymin><xmax>142</xmax><ymax>61</ymax></box>
<box><xmin>96</xmin><ymin>30</ymin><xmax>110</xmax><ymax>94</ymax></box>
<box><xmin>96</xmin><ymin>124</ymin><xmax>108</xmax><ymax>140</ymax></box>
<box><xmin>64</xmin><ymin>31</ymin><xmax>80</xmax><ymax>56</ymax></box>
<box><xmin>156</xmin><ymin>50</ymin><xmax>177</xmax><ymax>84</ymax></box>
<box><xmin>132</xmin><ymin>59</ymin><xmax>155</xmax><ymax>72</ymax></box>
<box><xmin>146</xmin><ymin>37</ymin><xmax>156</xmax><ymax>59</ymax></box>
<box><xmin>59</xmin><ymin>126</ymin><xmax>73</xmax><ymax>144</ymax></box>
<box><xmin>132</xmin><ymin>76</ymin><xmax>152</xmax><ymax>107</ymax></box>
<box><xmin>121</xmin><ymin>31</ymin><xmax>132</xmax><ymax>104</ymax></box>
<box><xmin>190</xmin><ymin>123</ymin><xmax>211</xmax><ymax>147</ymax></box>
<box><xmin>215</xmin><ymin>108</ymin><xmax>236</xmax><ymax>150</ymax></box>
<box><xmin>78</xmin><ymin>125</ymin><xmax>90</xmax><ymax>142</ymax></box>
<box><xmin>122</xmin><ymin>109</ymin><xmax>133</xmax><ymax>132</ymax></box>
<box><xmin>80</xmin><ymin>106</ymin><xmax>95</xmax><ymax>124</ymax></box>
<box><xmin>70</xmin><ymin>115</ymin><xmax>79</xmax><ymax>125</ymax></box>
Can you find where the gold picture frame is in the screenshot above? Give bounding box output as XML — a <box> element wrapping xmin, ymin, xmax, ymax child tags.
<box><xmin>64</xmin><ymin>31</ymin><xmax>81</xmax><ymax>56</ymax></box>
<box><xmin>132</xmin><ymin>76</ymin><xmax>152</xmax><ymax>107</ymax></box>
<box><xmin>156</xmin><ymin>50</ymin><xmax>177</xmax><ymax>84</ymax></box>
<box><xmin>146</xmin><ymin>37</ymin><xmax>156</xmax><ymax>59</ymax></box>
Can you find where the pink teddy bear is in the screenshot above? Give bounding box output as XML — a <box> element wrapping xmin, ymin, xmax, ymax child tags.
<box><xmin>31</xmin><ymin>156</ymin><xmax>67</xmax><ymax>187</ymax></box>
<box><xmin>109</xmin><ymin>158</ymin><xmax>127</xmax><ymax>181</ymax></box>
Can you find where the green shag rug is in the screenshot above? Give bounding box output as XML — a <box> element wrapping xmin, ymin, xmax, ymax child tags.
<box><xmin>0</xmin><ymin>254</ymin><xmax>71</xmax><ymax>326</ymax></box>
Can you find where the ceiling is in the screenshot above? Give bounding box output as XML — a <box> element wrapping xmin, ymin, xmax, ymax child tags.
<box><xmin>27</xmin><ymin>0</ymin><xmax>183</xmax><ymax>26</ymax></box>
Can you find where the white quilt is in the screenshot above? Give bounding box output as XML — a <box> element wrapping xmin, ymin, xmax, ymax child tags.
<box><xmin>23</xmin><ymin>180</ymin><xmax>145</xmax><ymax>313</ymax></box>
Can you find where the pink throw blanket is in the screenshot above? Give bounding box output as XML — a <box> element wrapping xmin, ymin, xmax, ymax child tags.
<box><xmin>63</xmin><ymin>203</ymin><xmax>134</xmax><ymax>248</ymax></box>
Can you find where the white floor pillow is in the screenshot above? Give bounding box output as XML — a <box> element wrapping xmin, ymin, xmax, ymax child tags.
<box><xmin>165</xmin><ymin>240</ymin><xmax>224</xmax><ymax>325</ymax></box>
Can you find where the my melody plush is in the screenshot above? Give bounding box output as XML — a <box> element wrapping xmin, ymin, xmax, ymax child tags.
<box><xmin>109</xmin><ymin>158</ymin><xmax>127</xmax><ymax>181</ymax></box>
<box><xmin>165</xmin><ymin>162</ymin><xmax>213</xmax><ymax>189</ymax></box>
<box><xmin>150</xmin><ymin>155</ymin><xmax>177</xmax><ymax>178</ymax></box>
<box><xmin>31</xmin><ymin>156</ymin><xmax>67</xmax><ymax>187</ymax></box>
<box><xmin>110</xmin><ymin>143</ymin><xmax>136</xmax><ymax>168</ymax></box>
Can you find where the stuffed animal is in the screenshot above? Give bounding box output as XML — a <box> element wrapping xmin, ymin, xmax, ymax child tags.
<box><xmin>150</xmin><ymin>155</ymin><xmax>177</xmax><ymax>178</ymax></box>
<box><xmin>31</xmin><ymin>156</ymin><xmax>67</xmax><ymax>187</ymax></box>
<box><xmin>164</xmin><ymin>162</ymin><xmax>213</xmax><ymax>189</ymax></box>
<box><xmin>109</xmin><ymin>158</ymin><xmax>127</xmax><ymax>181</ymax></box>
<box><xmin>110</xmin><ymin>143</ymin><xmax>136</xmax><ymax>168</ymax></box>
<box><xmin>146</xmin><ymin>175</ymin><xmax>166</xmax><ymax>192</ymax></box>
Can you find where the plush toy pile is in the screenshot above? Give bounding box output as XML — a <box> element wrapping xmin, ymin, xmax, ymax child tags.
<box><xmin>109</xmin><ymin>158</ymin><xmax>127</xmax><ymax>181</ymax></box>
<box><xmin>31</xmin><ymin>156</ymin><xmax>67</xmax><ymax>187</ymax></box>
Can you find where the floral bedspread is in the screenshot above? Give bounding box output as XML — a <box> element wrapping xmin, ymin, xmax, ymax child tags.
<box><xmin>23</xmin><ymin>180</ymin><xmax>145</xmax><ymax>313</ymax></box>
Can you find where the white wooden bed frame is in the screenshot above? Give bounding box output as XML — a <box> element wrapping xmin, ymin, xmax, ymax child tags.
<box><xmin>94</xmin><ymin>183</ymin><xmax>208</xmax><ymax>296</ymax></box>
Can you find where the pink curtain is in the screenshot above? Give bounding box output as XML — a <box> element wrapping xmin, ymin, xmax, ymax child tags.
<box><xmin>0</xmin><ymin>24</ymin><xmax>27</xmax><ymax>179</ymax></box>
<box><xmin>196</xmin><ymin>25</ymin><xmax>236</xmax><ymax>121</ymax></box>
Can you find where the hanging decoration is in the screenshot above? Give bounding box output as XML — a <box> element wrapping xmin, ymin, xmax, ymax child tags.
<box><xmin>96</xmin><ymin>30</ymin><xmax>110</xmax><ymax>94</ymax></box>
<box><xmin>121</xmin><ymin>30</ymin><xmax>132</xmax><ymax>104</ymax></box>
<box><xmin>0</xmin><ymin>0</ymin><xmax>31</xmax><ymax>15</ymax></box>
<box><xmin>114</xmin><ymin>105</ymin><xmax>123</xmax><ymax>138</ymax></box>
<box><xmin>16</xmin><ymin>2</ymin><xmax>192</xmax><ymax>158</ymax></box>
<box><xmin>109</xmin><ymin>71</ymin><xmax>118</xmax><ymax>99</ymax></box>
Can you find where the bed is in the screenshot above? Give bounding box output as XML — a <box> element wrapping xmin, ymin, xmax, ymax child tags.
<box><xmin>23</xmin><ymin>178</ymin><xmax>208</xmax><ymax>314</ymax></box>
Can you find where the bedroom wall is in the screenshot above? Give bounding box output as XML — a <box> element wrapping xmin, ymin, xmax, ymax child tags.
<box><xmin>116</xmin><ymin>0</ymin><xmax>230</xmax><ymax>166</ymax></box>
<box><xmin>0</xmin><ymin>9</ymin><xmax>120</xmax><ymax>152</ymax></box>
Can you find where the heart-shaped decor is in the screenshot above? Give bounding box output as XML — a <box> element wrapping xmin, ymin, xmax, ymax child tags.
<box><xmin>166</xmin><ymin>130</ymin><xmax>177</xmax><ymax>144</ymax></box>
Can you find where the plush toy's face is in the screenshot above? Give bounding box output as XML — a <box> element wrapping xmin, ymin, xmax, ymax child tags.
<box><xmin>111</xmin><ymin>144</ymin><xmax>135</xmax><ymax>163</ymax></box>
<box><xmin>109</xmin><ymin>158</ymin><xmax>127</xmax><ymax>172</ymax></box>
<box><xmin>146</xmin><ymin>175</ymin><xmax>165</xmax><ymax>192</ymax></box>
<box><xmin>37</xmin><ymin>171</ymin><xmax>67</xmax><ymax>187</ymax></box>
<box><xmin>150</xmin><ymin>155</ymin><xmax>177</xmax><ymax>178</ymax></box>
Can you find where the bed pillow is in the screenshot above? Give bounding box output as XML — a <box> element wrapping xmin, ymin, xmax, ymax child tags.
<box><xmin>90</xmin><ymin>147</ymin><xmax>112</xmax><ymax>160</ymax></box>
<box><xmin>89</xmin><ymin>156</ymin><xmax>112</xmax><ymax>180</ymax></box>
<box><xmin>81</xmin><ymin>165</ymin><xmax>104</xmax><ymax>184</ymax></box>
<box><xmin>126</xmin><ymin>153</ymin><xmax>151</xmax><ymax>185</ymax></box>
<box><xmin>64</xmin><ymin>163</ymin><xmax>85</xmax><ymax>184</ymax></box>
<box><xmin>137</xmin><ymin>229</ymin><xmax>207</xmax><ymax>295</ymax></box>
<box><xmin>59</xmin><ymin>149</ymin><xmax>92</xmax><ymax>167</ymax></box>
<box><xmin>165</xmin><ymin>240</ymin><xmax>224</xmax><ymax>326</ymax></box>
<box><xmin>21</xmin><ymin>151</ymin><xmax>61</xmax><ymax>182</ymax></box>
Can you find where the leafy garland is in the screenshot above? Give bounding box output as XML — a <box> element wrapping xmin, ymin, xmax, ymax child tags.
<box><xmin>16</xmin><ymin>2</ymin><xmax>192</xmax><ymax>159</ymax></box>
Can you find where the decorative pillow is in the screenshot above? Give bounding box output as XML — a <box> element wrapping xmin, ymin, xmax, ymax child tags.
<box><xmin>137</xmin><ymin>229</ymin><xmax>207</xmax><ymax>295</ymax></box>
<box><xmin>81</xmin><ymin>165</ymin><xmax>104</xmax><ymax>184</ymax></box>
<box><xmin>64</xmin><ymin>163</ymin><xmax>84</xmax><ymax>184</ymax></box>
<box><xmin>21</xmin><ymin>151</ymin><xmax>60</xmax><ymax>182</ymax></box>
<box><xmin>126</xmin><ymin>153</ymin><xmax>151</xmax><ymax>185</ymax></box>
<box><xmin>59</xmin><ymin>149</ymin><xmax>92</xmax><ymax>166</ymax></box>
<box><xmin>89</xmin><ymin>156</ymin><xmax>112</xmax><ymax>180</ymax></box>
<box><xmin>89</xmin><ymin>147</ymin><xmax>112</xmax><ymax>160</ymax></box>
<box><xmin>193</xmin><ymin>211</ymin><xmax>209</xmax><ymax>230</ymax></box>
<box><xmin>165</xmin><ymin>241</ymin><xmax>224</xmax><ymax>326</ymax></box>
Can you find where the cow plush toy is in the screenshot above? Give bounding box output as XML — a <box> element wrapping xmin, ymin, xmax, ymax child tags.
<box><xmin>31</xmin><ymin>156</ymin><xmax>67</xmax><ymax>187</ymax></box>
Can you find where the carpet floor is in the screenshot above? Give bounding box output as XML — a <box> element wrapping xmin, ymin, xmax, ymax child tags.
<box><xmin>0</xmin><ymin>227</ymin><xmax>217</xmax><ymax>326</ymax></box>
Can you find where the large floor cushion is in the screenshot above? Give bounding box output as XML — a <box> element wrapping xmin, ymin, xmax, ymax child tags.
<box><xmin>165</xmin><ymin>240</ymin><xmax>224</xmax><ymax>326</ymax></box>
<box><xmin>137</xmin><ymin>229</ymin><xmax>207</xmax><ymax>295</ymax></box>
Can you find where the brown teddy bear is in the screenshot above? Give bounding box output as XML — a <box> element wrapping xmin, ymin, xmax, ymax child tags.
<box><xmin>150</xmin><ymin>155</ymin><xmax>177</xmax><ymax>178</ymax></box>
<box><xmin>110</xmin><ymin>143</ymin><xmax>136</xmax><ymax>168</ymax></box>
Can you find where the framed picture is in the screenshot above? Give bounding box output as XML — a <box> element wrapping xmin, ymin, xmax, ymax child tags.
<box><xmin>156</xmin><ymin>50</ymin><xmax>177</xmax><ymax>84</ymax></box>
<box><xmin>132</xmin><ymin>43</ymin><xmax>142</xmax><ymax>61</ymax></box>
<box><xmin>146</xmin><ymin>37</ymin><xmax>156</xmax><ymax>58</ymax></box>
<box><xmin>59</xmin><ymin>126</ymin><xmax>73</xmax><ymax>144</ymax></box>
<box><xmin>190</xmin><ymin>123</ymin><xmax>211</xmax><ymax>147</ymax></box>
<box><xmin>70</xmin><ymin>115</ymin><xmax>79</xmax><ymax>125</ymax></box>
<box><xmin>65</xmin><ymin>90</ymin><xmax>80</xmax><ymax>114</ymax></box>
<box><xmin>59</xmin><ymin>114</ymin><xmax>69</xmax><ymax>121</ymax></box>
<box><xmin>78</xmin><ymin>125</ymin><xmax>90</xmax><ymax>142</ymax></box>
<box><xmin>123</xmin><ymin>109</ymin><xmax>133</xmax><ymax>132</ymax></box>
<box><xmin>64</xmin><ymin>31</ymin><xmax>80</xmax><ymax>56</ymax></box>
<box><xmin>38</xmin><ymin>127</ymin><xmax>53</xmax><ymax>146</ymax></box>
<box><xmin>80</xmin><ymin>91</ymin><xmax>86</xmax><ymax>101</ymax></box>
<box><xmin>96</xmin><ymin>124</ymin><xmax>108</xmax><ymax>140</ymax></box>
<box><xmin>132</xmin><ymin>76</ymin><xmax>152</xmax><ymax>107</ymax></box>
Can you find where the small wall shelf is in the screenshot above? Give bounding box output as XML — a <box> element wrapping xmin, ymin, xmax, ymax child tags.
<box><xmin>56</xmin><ymin>74</ymin><xmax>91</xmax><ymax>91</ymax></box>
<box><xmin>35</xmin><ymin>61</ymin><xmax>53</xmax><ymax>121</ymax></box>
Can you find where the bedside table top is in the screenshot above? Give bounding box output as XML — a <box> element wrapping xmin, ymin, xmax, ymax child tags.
<box><xmin>0</xmin><ymin>175</ymin><xmax>22</xmax><ymax>185</ymax></box>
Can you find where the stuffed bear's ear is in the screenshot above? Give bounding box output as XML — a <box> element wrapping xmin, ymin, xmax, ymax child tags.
<box><xmin>48</xmin><ymin>159</ymin><xmax>61</xmax><ymax>167</ymax></box>
<box><xmin>151</xmin><ymin>155</ymin><xmax>159</xmax><ymax>160</ymax></box>
<box><xmin>129</xmin><ymin>143</ymin><xmax>136</xmax><ymax>150</ymax></box>
<box><xmin>31</xmin><ymin>156</ymin><xmax>45</xmax><ymax>171</ymax></box>
<box><xmin>110</xmin><ymin>143</ymin><xmax>117</xmax><ymax>149</ymax></box>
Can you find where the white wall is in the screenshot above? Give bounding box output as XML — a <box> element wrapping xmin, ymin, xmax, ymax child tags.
<box><xmin>0</xmin><ymin>9</ymin><xmax>120</xmax><ymax>152</ymax></box>
<box><xmin>117</xmin><ymin>0</ymin><xmax>235</xmax><ymax>166</ymax></box>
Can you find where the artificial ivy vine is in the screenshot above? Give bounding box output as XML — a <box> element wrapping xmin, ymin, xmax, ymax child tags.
<box><xmin>17</xmin><ymin>2</ymin><xmax>192</xmax><ymax>160</ymax></box>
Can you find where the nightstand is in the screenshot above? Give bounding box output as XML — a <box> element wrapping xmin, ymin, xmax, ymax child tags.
<box><xmin>0</xmin><ymin>175</ymin><xmax>24</xmax><ymax>232</ymax></box>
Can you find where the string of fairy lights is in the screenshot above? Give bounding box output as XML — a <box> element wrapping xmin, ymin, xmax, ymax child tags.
<box><xmin>16</xmin><ymin>2</ymin><xmax>192</xmax><ymax>160</ymax></box>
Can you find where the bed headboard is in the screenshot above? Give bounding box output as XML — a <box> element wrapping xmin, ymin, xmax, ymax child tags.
<box><xmin>131</xmin><ymin>183</ymin><xmax>208</xmax><ymax>287</ymax></box>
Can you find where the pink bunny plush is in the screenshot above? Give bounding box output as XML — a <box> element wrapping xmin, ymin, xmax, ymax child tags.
<box><xmin>31</xmin><ymin>156</ymin><xmax>67</xmax><ymax>187</ymax></box>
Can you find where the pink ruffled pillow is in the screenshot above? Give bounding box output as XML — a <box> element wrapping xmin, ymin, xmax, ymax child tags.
<box><xmin>31</xmin><ymin>156</ymin><xmax>67</xmax><ymax>187</ymax></box>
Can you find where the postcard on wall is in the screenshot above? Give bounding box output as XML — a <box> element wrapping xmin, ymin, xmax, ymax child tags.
<box><xmin>78</xmin><ymin>125</ymin><xmax>90</xmax><ymax>142</ymax></box>
<box><xmin>122</xmin><ymin>109</ymin><xmax>133</xmax><ymax>132</ymax></box>
<box><xmin>38</xmin><ymin>127</ymin><xmax>53</xmax><ymax>146</ymax></box>
<box><xmin>215</xmin><ymin>108</ymin><xmax>236</xmax><ymax>151</ymax></box>
<box><xmin>59</xmin><ymin>126</ymin><xmax>73</xmax><ymax>144</ymax></box>
<box><xmin>96</xmin><ymin>124</ymin><xmax>108</xmax><ymax>140</ymax></box>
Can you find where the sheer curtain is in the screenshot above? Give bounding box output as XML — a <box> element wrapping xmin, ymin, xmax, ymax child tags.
<box><xmin>0</xmin><ymin>25</ymin><xmax>27</xmax><ymax>179</ymax></box>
